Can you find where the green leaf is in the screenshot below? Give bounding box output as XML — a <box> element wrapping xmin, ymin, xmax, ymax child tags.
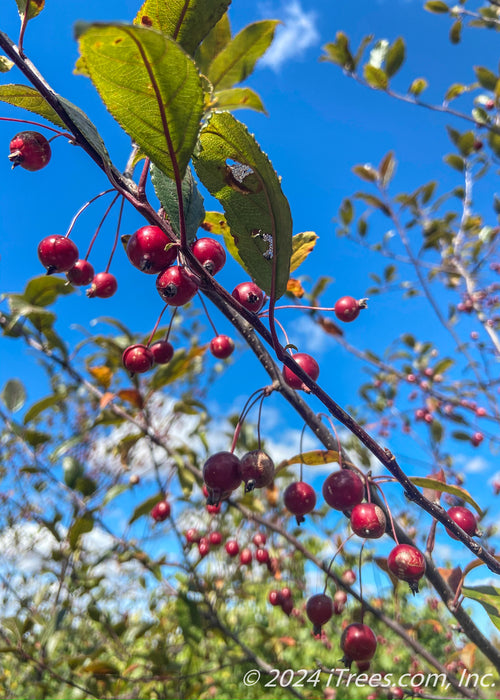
<box><xmin>24</xmin><ymin>392</ymin><xmax>67</xmax><ymax>425</ymax></box>
<box><xmin>379</xmin><ymin>151</ymin><xmax>396</xmax><ymax>186</ymax></box>
<box><xmin>129</xmin><ymin>494</ymin><xmax>164</xmax><ymax>525</ymax></box>
<box><xmin>458</xmin><ymin>131</ymin><xmax>475</xmax><ymax>157</ymax></box>
<box><xmin>320</xmin><ymin>33</ymin><xmax>355</xmax><ymax>71</ymax></box>
<box><xmin>15</xmin><ymin>0</ymin><xmax>44</xmax><ymax>20</ymax></box>
<box><xmin>0</xmin><ymin>85</ymin><xmax>66</xmax><ymax>128</ymax></box>
<box><xmin>444</xmin><ymin>83</ymin><xmax>467</xmax><ymax>102</ymax></box>
<box><xmin>194</xmin><ymin>14</ymin><xmax>231</xmax><ymax>75</ymax></box>
<box><xmin>176</xmin><ymin>593</ymin><xmax>203</xmax><ymax>643</ymax></box>
<box><xmin>364</xmin><ymin>64</ymin><xmax>388</xmax><ymax>90</ymax></box>
<box><xmin>0</xmin><ymin>56</ymin><xmax>14</xmax><ymax>73</ymax></box>
<box><xmin>409</xmin><ymin>477</ymin><xmax>482</xmax><ymax>514</ymax></box>
<box><xmin>134</xmin><ymin>0</ymin><xmax>230</xmax><ymax>55</ymax></box>
<box><xmin>76</xmin><ymin>23</ymin><xmax>204</xmax><ymax>179</ymax></box>
<box><xmin>444</xmin><ymin>154</ymin><xmax>464</xmax><ymax>172</ymax></box>
<box><xmin>352</xmin><ymin>164</ymin><xmax>378</xmax><ymax>182</ymax></box>
<box><xmin>68</xmin><ymin>515</ymin><xmax>94</xmax><ymax>550</ymax></box>
<box><xmin>150</xmin><ymin>165</ymin><xmax>205</xmax><ymax>242</ymax></box>
<box><xmin>22</xmin><ymin>275</ymin><xmax>75</xmax><ymax>307</ymax></box>
<box><xmin>193</xmin><ymin>111</ymin><xmax>292</xmax><ymax>298</ymax></box>
<box><xmin>462</xmin><ymin>585</ymin><xmax>500</xmax><ymax>632</ymax></box>
<box><xmin>339</xmin><ymin>198</ymin><xmax>354</xmax><ymax>225</ymax></box>
<box><xmin>354</xmin><ymin>193</ymin><xmax>390</xmax><ymax>216</ymax></box>
<box><xmin>385</xmin><ymin>37</ymin><xmax>405</xmax><ymax>77</ymax></box>
<box><xmin>209</xmin><ymin>87</ymin><xmax>267</xmax><ymax>114</ymax></box>
<box><xmin>63</xmin><ymin>456</ymin><xmax>85</xmax><ymax>489</ymax></box>
<box><xmin>449</xmin><ymin>20</ymin><xmax>462</xmax><ymax>44</ymax></box>
<box><xmin>207</xmin><ymin>20</ymin><xmax>279</xmax><ymax>91</ymax></box>
<box><xmin>474</xmin><ymin>66</ymin><xmax>498</xmax><ymax>91</ymax></box>
<box><xmin>408</xmin><ymin>77</ymin><xmax>428</xmax><ymax>96</ymax></box>
<box><xmin>290</xmin><ymin>232</ymin><xmax>318</xmax><ymax>273</ymax></box>
<box><xmin>150</xmin><ymin>345</ymin><xmax>206</xmax><ymax>390</ymax></box>
<box><xmin>277</xmin><ymin>450</ymin><xmax>340</xmax><ymax>472</ymax></box>
<box><xmin>102</xmin><ymin>484</ymin><xmax>128</xmax><ymax>506</ymax></box>
<box><xmin>424</xmin><ymin>1</ymin><xmax>449</xmax><ymax>13</ymax></box>
<box><xmin>1</xmin><ymin>379</ymin><xmax>26</xmax><ymax>412</ymax></box>
<box><xmin>489</xmin><ymin>131</ymin><xmax>500</xmax><ymax>158</ymax></box>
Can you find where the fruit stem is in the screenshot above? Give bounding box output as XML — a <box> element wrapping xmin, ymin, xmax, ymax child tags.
<box><xmin>256</xmin><ymin>391</ymin><xmax>267</xmax><ymax>450</ymax></box>
<box><xmin>0</xmin><ymin>116</ymin><xmax>68</xmax><ymax>137</ymax></box>
<box><xmin>371</xmin><ymin>481</ymin><xmax>399</xmax><ymax>544</ymax></box>
<box><xmin>83</xmin><ymin>192</ymin><xmax>120</xmax><ymax>260</ymax></box>
<box><xmin>197</xmin><ymin>293</ymin><xmax>219</xmax><ymax>336</ymax></box>
<box><xmin>18</xmin><ymin>0</ymin><xmax>30</xmax><ymax>58</ymax></box>
<box><xmin>323</xmin><ymin>532</ymin><xmax>355</xmax><ymax>594</ymax></box>
<box><xmin>299</xmin><ymin>423</ymin><xmax>307</xmax><ymax>483</ymax></box>
<box><xmin>358</xmin><ymin>541</ymin><xmax>366</xmax><ymax>624</ymax></box>
<box><xmin>64</xmin><ymin>189</ymin><xmax>116</xmax><ymax>243</ymax></box>
<box><xmin>230</xmin><ymin>388</ymin><xmax>266</xmax><ymax>453</ymax></box>
<box><xmin>146</xmin><ymin>304</ymin><xmax>169</xmax><ymax>347</ymax></box>
<box><xmin>105</xmin><ymin>196</ymin><xmax>125</xmax><ymax>273</ymax></box>
<box><xmin>137</xmin><ymin>157</ymin><xmax>150</xmax><ymax>197</ymax></box>
<box><xmin>164</xmin><ymin>307</ymin><xmax>178</xmax><ymax>342</ymax></box>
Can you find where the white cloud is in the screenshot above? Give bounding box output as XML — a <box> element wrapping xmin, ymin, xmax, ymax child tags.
<box><xmin>463</xmin><ymin>456</ymin><xmax>489</xmax><ymax>474</ymax></box>
<box><xmin>259</xmin><ymin>1</ymin><xmax>320</xmax><ymax>71</ymax></box>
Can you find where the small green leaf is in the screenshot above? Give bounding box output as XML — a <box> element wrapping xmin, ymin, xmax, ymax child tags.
<box><xmin>444</xmin><ymin>83</ymin><xmax>467</xmax><ymax>102</ymax></box>
<box><xmin>1</xmin><ymin>379</ymin><xmax>26</xmax><ymax>413</ymax></box>
<box><xmin>102</xmin><ymin>484</ymin><xmax>128</xmax><ymax>506</ymax></box>
<box><xmin>320</xmin><ymin>33</ymin><xmax>355</xmax><ymax>71</ymax></box>
<box><xmin>15</xmin><ymin>0</ymin><xmax>44</xmax><ymax>20</ymax></box>
<box><xmin>408</xmin><ymin>77</ymin><xmax>428</xmax><ymax>96</ymax></box>
<box><xmin>76</xmin><ymin>23</ymin><xmax>204</xmax><ymax>179</ymax></box>
<box><xmin>458</xmin><ymin>131</ymin><xmax>475</xmax><ymax>157</ymax></box>
<box><xmin>364</xmin><ymin>64</ymin><xmax>388</xmax><ymax>90</ymax></box>
<box><xmin>290</xmin><ymin>232</ymin><xmax>318</xmax><ymax>273</ymax></box>
<box><xmin>409</xmin><ymin>477</ymin><xmax>482</xmax><ymax>514</ymax></box>
<box><xmin>424</xmin><ymin>1</ymin><xmax>449</xmax><ymax>13</ymax></box>
<box><xmin>68</xmin><ymin>515</ymin><xmax>94</xmax><ymax>550</ymax></box>
<box><xmin>194</xmin><ymin>112</ymin><xmax>292</xmax><ymax>298</ymax></box>
<box><xmin>195</xmin><ymin>14</ymin><xmax>232</xmax><ymax>75</ymax></box>
<box><xmin>150</xmin><ymin>165</ymin><xmax>205</xmax><ymax>243</ymax></box>
<box><xmin>129</xmin><ymin>494</ymin><xmax>164</xmax><ymax>524</ymax></box>
<box><xmin>207</xmin><ymin>20</ymin><xmax>279</xmax><ymax>91</ymax></box>
<box><xmin>488</xmin><ymin>131</ymin><xmax>500</xmax><ymax>158</ymax></box>
<box><xmin>474</xmin><ymin>66</ymin><xmax>498</xmax><ymax>91</ymax></box>
<box><xmin>339</xmin><ymin>198</ymin><xmax>354</xmax><ymax>225</ymax></box>
<box><xmin>354</xmin><ymin>193</ymin><xmax>391</xmax><ymax>216</ymax></box>
<box><xmin>24</xmin><ymin>392</ymin><xmax>67</xmax><ymax>424</ymax></box>
<box><xmin>63</xmin><ymin>457</ymin><xmax>85</xmax><ymax>489</ymax></box>
<box><xmin>209</xmin><ymin>87</ymin><xmax>267</xmax><ymax>114</ymax></box>
<box><xmin>444</xmin><ymin>154</ymin><xmax>465</xmax><ymax>172</ymax></box>
<box><xmin>462</xmin><ymin>585</ymin><xmax>500</xmax><ymax>632</ymax></box>
<box><xmin>134</xmin><ymin>0</ymin><xmax>230</xmax><ymax>55</ymax></box>
<box><xmin>150</xmin><ymin>345</ymin><xmax>206</xmax><ymax>390</ymax></box>
<box><xmin>352</xmin><ymin>164</ymin><xmax>378</xmax><ymax>182</ymax></box>
<box><xmin>22</xmin><ymin>276</ymin><xmax>75</xmax><ymax>307</ymax></box>
<box><xmin>379</xmin><ymin>151</ymin><xmax>396</xmax><ymax>186</ymax></box>
<box><xmin>0</xmin><ymin>56</ymin><xmax>14</xmax><ymax>73</ymax></box>
<box><xmin>385</xmin><ymin>37</ymin><xmax>405</xmax><ymax>78</ymax></box>
<box><xmin>449</xmin><ymin>20</ymin><xmax>462</xmax><ymax>44</ymax></box>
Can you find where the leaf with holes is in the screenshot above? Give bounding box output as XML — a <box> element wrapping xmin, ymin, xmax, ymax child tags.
<box><xmin>76</xmin><ymin>23</ymin><xmax>204</xmax><ymax>179</ymax></box>
<box><xmin>150</xmin><ymin>165</ymin><xmax>205</xmax><ymax>242</ymax></box>
<box><xmin>193</xmin><ymin>112</ymin><xmax>292</xmax><ymax>297</ymax></box>
<box><xmin>207</xmin><ymin>20</ymin><xmax>279</xmax><ymax>91</ymax></box>
<box><xmin>134</xmin><ymin>0</ymin><xmax>230</xmax><ymax>55</ymax></box>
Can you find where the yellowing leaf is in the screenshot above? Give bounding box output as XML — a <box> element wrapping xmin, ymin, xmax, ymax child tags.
<box><xmin>409</xmin><ymin>476</ymin><xmax>482</xmax><ymax>514</ymax></box>
<box><xmin>290</xmin><ymin>232</ymin><xmax>318</xmax><ymax>273</ymax></box>
<box><xmin>117</xmin><ymin>389</ymin><xmax>144</xmax><ymax>408</ymax></box>
<box><xmin>277</xmin><ymin>450</ymin><xmax>340</xmax><ymax>473</ymax></box>
<box><xmin>89</xmin><ymin>366</ymin><xmax>113</xmax><ymax>389</ymax></box>
<box><xmin>99</xmin><ymin>392</ymin><xmax>115</xmax><ymax>409</ymax></box>
<box><xmin>286</xmin><ymin>279</ymin><xmax>305</xmax><ymax>298</ymax></box>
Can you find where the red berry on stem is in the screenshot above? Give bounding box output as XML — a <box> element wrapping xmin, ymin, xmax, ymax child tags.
<box><xmin>203</xmin><ymin>451</ymin><xmax>242</xmax><ymax>494</ymax></box>
<box><xmin>282</xmin><ymin>353</ymin><xmax>320</xmax><ymax>390</ymax></box>
<box><xmin>9</xmin><ymin>131</ymin><xmax>51</xmax><ymax>171</ymax></box>
<box><xmin>239</xmin><ymin>548</ymin><xmax>252</xmax><ymax>566</ymax></box>
<box><xmin>156</xmin><ymin>266</ymin><xmax>198</xmax><ymax>306</ymax></box>
<box><xmin>122</xmin><ymin>343</ymin><xmax>154</xmax><ymax>374</ymax></box>
<box><xmin>306</xmin><ymin>593</ymin><xmax>334</xmax><ymax>635</ymax></box>
<box><xmin>225</xmin><ymin>540</ymin><xmax>240</xmax><ymax>557</ymax></box>
<box><xmin>334</xmin><ymin>296</ymin><xmax>365</xmax><ymax>323</ymax></box>
<box><xmin>240</xmin><ymin>450</ymin><xmax>275</xmax><ymax>492</ymax></box>
<box><xmin>281</xmin><ymin>597</ymin><xmax>294</xmax><ymax>616</ymax></box>
<box><xmin>471</xmin><ymin>432</ymin><xmax>484</xmax><ymax>447</ymax></box>
<box><xmin>198</xmin><ymin>540</ymin><xmax>210</xmax><ymax>557</ymax></box>
<box><xmin>387</xmin><ymin>544</ymin><xmax>426</xmax><ymax>594</ymax></box>
<box><xmin>210</xmin><ymin>335</ymin><xmax>235</xmax><ymax>359</ymax></box>
<box><xmin>66</xmin><ymin>259</ymin><xmax>95</xmax><ymax>286</ymax></box>
<box><xmin>151</xmin><ymin>500</ymin><xmax>170</xmax><ymax>522</ymax></box>
<box><xmin>333</xmin><ymin>590</ymin><xmax>347</xmax><ymax>614</ymax></box>
<box><xmin>284</xmin><ymin>481</ymin><xmax>316</xmax><ymax>524</ymax></box>
<box><xmin>253</xmin><ymin>532</ymin><xmax>267</xmax><ymax>547</ymax></box>
<box><xmin>150</xmin><ymin>340</ymin><xmax>174</xmax><ymax>364</ymax></box>
<box><xmin>350</xmin><ymin>503</ymin><xmax>387</xmax><ymax>539</ymax></box>
<box><xmin>341</xmin><ymin>570</ymin><xmax>356</xmax><ymax>586</ymax></box>
<box><xmin>126</xmin><ymin>226</ymin><xmax>177</xmax><ymax>274</ymax></box>
<box><xmin>38</xmin><ymin>235</ymin><xmax>79</xmax><ymax>274</ymax></box>
<box><xmin>268</xmin><ymin>589</ymin><xmax>283</xmax><ymax>606</ymax></box>
<box><xmin>255</xmin><ymin>548</ymin><xmax>269</xmax><ymax>565</ymax></box>
<box><xmin>185</xmin><ymin>528</ymin><xmax>200</xmax><ymax>544</ymax></box>
<box><xmin>192</xmin><ymin>238</ymin><xmax>226</xmax><ymax>275</ymax></box>
<box><xmin>86</xmin><ymin>272</ymin><xmax>118</xmax><ymax>299</ymax></box>
<box><xmin>340</xmin><ymin>623</ymin><xmax>377</xmax><ymax>665</ymax></box>
<box><xmin>446</xmin><ymin>506</ymin><xmax>477</xmax><ymax>539</ymax></box>
<box><xmin>323</xmin><ymin>470</ymin><xmax>364</xmax><ymax>511</ymax></box>
<box><xmin>232</xmin><ymin>281</ymin><xmax>265</xmax><ymax>313</ymax></box>
<box><xmin>209</xmin><ymin>531</ymin><xmax>222</xmax><ymax>546</ymax></box>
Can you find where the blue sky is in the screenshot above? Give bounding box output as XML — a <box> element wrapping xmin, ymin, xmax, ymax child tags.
<box><xmin>1</xmin><ymin>0</ymin><xmax>499</xmax><ymax>633</ymax></box>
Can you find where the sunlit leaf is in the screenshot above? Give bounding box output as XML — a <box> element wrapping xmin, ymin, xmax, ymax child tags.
<box><xmin>286</xmin><ymin>279</ymin><xmax>305</xmax><ymax>298</ymax></box>
<box><xmin>134</xmin><ymin>0</ymin><xmax>230</xmax><ymax>55</ymax></box>
<box><xmin>88</xmin><ymin>366</ymin><xmax>113</xmax><ymax>389</ymax></box>
<box><xmin>0</xmin><ymin>56</ymin><xmax>14</xmax><ymax>72</ymax></box>
<box><xmin>277</xmin><ymin>450</ymin><xmax>340</xmax><ymax>472</ymax></box>
<box><xmin>76</xmin><ymin>23</ymin><xmax>204</xmax><ymax>179</ymax></box>
<box><xmin>207</xmin><ymin>21</ymin><xmax>279</xmax><ymax>90</ymax></box>
<box><xmin>209</xmin><ymin>87</ymin><xmax>267</xmax><ymax>114</ymax></box>
<box><xmin>408</xmin><ymin>77</ymin><xmax>428</xmax><ymax>96</ymax></box>
<box><xmin>1</xmin><ymin>379</ymin><xmax>26</xmax><ymax>413</ymax></box>
<box><xmin>364</xmin><ymin>64</ymin><xmax>388</xmax><ymax>90</ymax></box>
<box><xmin>474</xmin><ymin>66</ymin><xmax>498</xmax><ymax>91</ymax></box>
<box><xmin>15</xmin><ymin>0</ymin><xmax>44</xmax><ymax>20</ymax></box>
<box><xmin>462</xmin><ymin>585</ymin><xmax>500</xmax><ymax>632</ymax></box>
<box><xmin>68</xmin><ymin>515</ymin><xmax>94</xmax><ymax>550</ymax></box>
<box><xmin>424</xmin><ymin>1</ymin><xmax>449</xmax><ymax>13</ymax></box>
<box><xmin>409</xmin><ymin>476</ymin><xmax>482</xmax><ymax>514</ymax></box>
<box><xmin>195</xmin><ymin>14</ymin><xmax>232</xmax><ymax>74</ymax></box>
